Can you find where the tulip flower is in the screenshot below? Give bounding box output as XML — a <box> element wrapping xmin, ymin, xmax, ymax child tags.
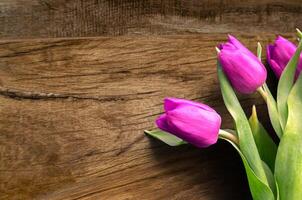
<box><xmin>156</xmin><ymin>98</ymin><xmax>221</xmax><ymax>148</ymax></box>
<box><xmin>267</xmin><ymin>36</ymin><xmax>302</xmax><ymax>79</ymax></box>
<box><xmin>218</xmin><ymin>35</ymin><xmax>267</xmax><ymax>94</ymax></box>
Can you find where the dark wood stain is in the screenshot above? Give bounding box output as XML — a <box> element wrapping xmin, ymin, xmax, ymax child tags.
<box><xmin>0</xmin><ymin>0</ymin><xmax>301</xmax><ymax>39</ymax></box>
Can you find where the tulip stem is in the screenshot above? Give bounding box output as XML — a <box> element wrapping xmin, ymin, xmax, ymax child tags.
<box><xmin>257</xmin><ymin>86</ymin><xmax>267</xmax><ymax>103</ymax></box>
<box><xmin>219</xmin><ymin>129</ymin><xmax>239</xmax><ymax>146</ymax></box>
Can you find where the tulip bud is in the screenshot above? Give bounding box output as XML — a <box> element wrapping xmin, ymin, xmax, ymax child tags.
<box><xmin>156</xmin><ymin>98</ymin><xmax>221</xmax><ymax>148</ymax></box>
<box><xmin>218</xmin><ymin>35</ymin><xmax>267</xmax><ymax>94</ymax></box>
<box><xmin>267</xmin><ymin>36</ymin><xmax>302</xmax><ymax>79</ymax></box>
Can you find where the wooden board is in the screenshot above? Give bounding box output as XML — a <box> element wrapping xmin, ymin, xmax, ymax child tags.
<box><xmin>0</xmin><ymin>34</ymin><xmax>289</xmax><ymax>200</ymax></box>
<box><xmin>0</xmin><ymin>0</ymin><xmax>301</xmax><ymax>38</ymax></box>
<box><xmin>0</xmin><ymin>0</ymin><xmax>300</xmax><ymax>199</ymax></box>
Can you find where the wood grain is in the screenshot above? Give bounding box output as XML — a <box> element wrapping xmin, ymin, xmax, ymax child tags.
<box><xmin>0</xmin><ymin>0</ymin><xmax>301</xmax><ymax>39</ymax></box>
<box><xmin>0</xmin><ymin>33</ymin><xmax>289</xmax><ymax>200</ymax></box>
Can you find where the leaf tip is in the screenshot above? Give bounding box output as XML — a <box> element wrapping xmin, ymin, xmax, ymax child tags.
<box><xmin>250</xmin><ymin>105</ymin><xmax>259</xmax><ymax>122</ymax></box>
<box><xmin>257</xmin><ymin>42</ymin><xmax>262</xmax><ymax>60</ymax></box>
<box><xmin>215</xmin><ymin>47</ymin><xmax>221</xmax><ymax>54</ymax></box>
<box><xmin>252</xmin><ymin>105</ymin><xmax>257</xmax><ymax>116</ymax></box>
<box><xmin>296</xmin><ymin>28</ymin><xmax>302</xmax><ymax>38</ymax></box>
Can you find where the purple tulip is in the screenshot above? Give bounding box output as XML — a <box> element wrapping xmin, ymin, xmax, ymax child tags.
<box><xmin>218</xmin><ymin>35</ymin><xmax>267</xmax><ymax>94</ymax></box>
<box><xmin>267</xmin><ymin>36</ymin><xmax>302</xmax><ymax>79</ymax></box>
<box><xmin>156</xmin><ymin>98</ymin><xmax>221</xmax><ymax>148</ymax></box>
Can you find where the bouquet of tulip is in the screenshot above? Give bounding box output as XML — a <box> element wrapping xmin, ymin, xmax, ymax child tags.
<box><xmin>145</xmin><ymin>29</ymin><xmax>302</xmax><ymax>200</ymax></box>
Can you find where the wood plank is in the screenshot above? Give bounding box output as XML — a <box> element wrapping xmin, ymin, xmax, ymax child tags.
<box><xmin>0</xmin><ymin>34</ymin><xmax>287</xmax><ymax>199</ymax></box>
<box><xmin>0</xmin><ymin>0</ymin><xmax>301</xmax><ymax>39</ymax></box>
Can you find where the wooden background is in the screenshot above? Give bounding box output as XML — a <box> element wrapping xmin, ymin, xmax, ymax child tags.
<box><xmin>0</xmin><ymin>1</ymin><xmax>301</xmax><ymax>199</ymax></box>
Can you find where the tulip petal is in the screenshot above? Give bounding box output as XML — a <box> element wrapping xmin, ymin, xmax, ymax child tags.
<box><xmin>269</xmin><ymin>59</ymin><xmax>283</xmax><ymax>79</ymax></box>
<box><xmin>155</xmin><ymin>114</ymin><xmax>170</xmax><ymax>133</ymax></box>
<box><xmin>165</xmin><ymin>105</ymin><xmax>220</xmax><ymax>148</ymax></box>
<box><xmin>267</xmin><ymin>36</ymin><xmax>302</xmax><ymax>79</ymax></box>
<box><xmin>218</xmin><ymin>50</ymin><xmax>267</xmax><ymax>93</ymax></box>
<box><xmin>275</xmin><ymin>36</ymin><xmax>297</xmax><ymax>52</ymax></box>
<box><xmin>273</xmin><ymin>37</ymin><xmax>296</xmax><ymax>67</ymax></box>
<box><xmin>219</xmin><ymin>42</ymin><xmax>237</xmax><ymax>51</ymax></box>
<box><xmin>266</xmin><ymin>44</ymin><xmax>273</xmax><ymax>61</ymax></box>
<box><xmin>164</xmin><ymin>97</ymin><xmax>214</xmax><ymax>112</ymax></box>
<box><xmin>227</xmin><ymin>35</ymin><xmax>254</xmax><ymax>56</ymax></box>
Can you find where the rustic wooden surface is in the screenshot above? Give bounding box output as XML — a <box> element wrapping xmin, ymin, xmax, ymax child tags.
<box><xmin>0</xmin><ymin>0</ymin><xmax>300</xmax><ymax>200</ymax></box>
<box><xmin>0</xmin><ymin>0</ymin><xmax>301</xmax><ymax>38</ymax></box>
<box><xmin>0</xmin><ymin>34</ymin><xmax>284</xmax><ymax>200</ymax></box>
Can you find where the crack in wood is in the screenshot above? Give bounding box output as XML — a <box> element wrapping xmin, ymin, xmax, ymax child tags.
<box><xmin>0</xmin><ymin>87</ymin><xmax>158</xmax><ymax>102</ymax></box>
<box><xmin>0</xmin><ymin>87</ymin><xmax>124</xmax><ymax>102</ymax></box>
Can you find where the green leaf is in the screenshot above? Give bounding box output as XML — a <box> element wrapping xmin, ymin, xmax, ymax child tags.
<box><xmin>262</xmin><ymin>161</ymin><xmax>278</xmax><ymax>198</ymax></box>
<box><xmin>257</xmin><ymin>42</ymin><xmax>283</xmax><ymax>138</ymax></box>
<box><xmin>276</xmin><ymin>180</ymin><xmax>280</xmax><ymax>200</ymax></box>
<box><xmin>249</xmin><ymin>105</ymin><xmax>277</xmax><ymax>172</ymax></box>
<box><xmin>277</xmin><ymin>36</ymin><xmax>302</xmax><ymax>130</ymax></box>
<box><xmin>217</xmin><ymin>61</ymin><xmax>269</xmax><ymax>185</ymax></box>
<box><xmin>275</xmin><ymin>71</ymin><xmax>302</xmax><ymax>200</ymax></box>
<box><xmin>257</xmin><ymin>42</ymin><xmax>262</xmax><ymax>60</ymax></box>
<box><xmin>297</xmin><ymin>28</ymin><xmax>302</xmax><ymax>38</ymax></box>
<box><xmin>144</xmin><ymin>129</ymin><xmax>187</xmax><ymax>146</ymax></box>
<box><xmin>219</xmin><ymin>136</ymin><xmax>276</xmax><ymax>200</ymax></box>
<box><xmin>262</xmin><ymin>83</ymin><xmax>283</xmax><ymax>138</ymax></box>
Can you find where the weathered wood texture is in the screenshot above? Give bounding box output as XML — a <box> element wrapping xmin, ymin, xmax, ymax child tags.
<box><xmin>0</xmin><ymin>0</ymin><xmax>300</xmax><ymax>199</ymax></box>
<box><xmin>0</xmin><ymin>0</ymin><xmax>301</xmax><ymax>38</ymax></box>
<box><xmin>0</xmin><ymin>34</ymin><xmax>291</xmax><ymax>200</ymax></box>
